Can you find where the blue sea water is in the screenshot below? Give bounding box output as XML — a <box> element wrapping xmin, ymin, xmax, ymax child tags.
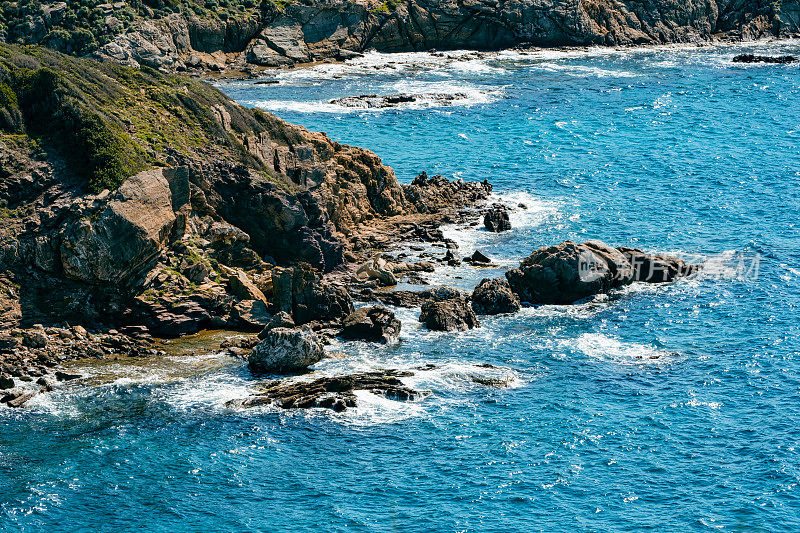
<box><xmin>3</xmin><ymin>42</ymin><xmax>800</xmax><ymax>532</ymax></box>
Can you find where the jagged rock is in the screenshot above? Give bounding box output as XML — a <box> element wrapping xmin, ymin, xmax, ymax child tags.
<box><xmin>231</xmin><ymin>299</ymin><xmax>272</xmax><ymax>329</ymax></box>
<box><xmin>228</xmin><ymin>270</ymin><xmax>267</xmax><ymax>303</ymax></box>
<box><xmin>23</xmin><ymin>330</ymin><xmax>48</xmax><ymax>348</ymax></box>
<box><xmin>60</xmin><ymin>168</ymin><xmax>190</xmax><ymax>285</ymax></box>
<box><xmin>55</xmin><ymin>371</ymin><xmax>82</xmax><ymax>381</ymax></box>
<box><xmin>248</xmin><ymin>327</ymin><xmax>324</xmax><ymax>374</ymax></box>
<box><xmin>0</xmin><ymin>374</ymin><xmax>14</xmax><ymax>390</ymax></box>
<box><xmin>98</xmin><ymin>2</ymin><xmax>794</xmax><ymax>72</ymax></box>
<box><xmin>466</xmin><ymin>250</ymin><xmax>492</xmax><ymax>264</ymax></box>
<box><xmin>257</xmin><ymin>311</ymin><xmax>295</xmax><ymax>340</ymax></box>
<box><xmin>227</xmin><ymin>370</ymin><xmax>421</xmax><ymax>411</ymax></box>
<box><xmin>4</xmin><ymin>389</ymin><xmax>36</xmax><ymax>408</ymax></box>
<box><xmin>505</xmin><ymin>241</ymin><xmax>619</xmax><ymax>304</ymax></box>
<box><xmin>272</xmin><ymin>265</ymin><xmax>354</xmax><ymax>325</ymax></box>
<box><xmin>340</xmin><ymin>306</ymin><xmax>401</xmax><ymax>343</ymax></box>
<box><xmin>403</xmin><ymin>172</ymin><xmax>492</xmax><ymax>215</ymax></box>
<box><xmin>506</xmin><ymin>240</ymin><xmax>698</xmax><ymax>304</ymax></box>
<box><xmin>484</xmin><ymin>206</ymin><xmax>511</xmax><ymax>232</ymax></box>
<box><xmin>471</xmin><ymin>278</ymin><xmax>521</xmax><ymax>315</ymax></box>
<box><xmin>330</xmin><ymin>93</ymin><xmax>466</xmax><ymax>109</ymax></box>
<box><xmin>356</xmin><ymin>256</ymin><xmax>397</xmax><ymax>286</ymax></box>
<box><xmin>618</xmin><ymin>247</ymin><xmax>697</xmax><ymax>283</ymax></box>
<box><xmin>419</xmin><ymin>297</ymin><xmax>480</xmax><ymax>331</ymax></box>
<box><xmin>733</xmin><ymin>54</ymin><xmax>798</xmax><ymax>64</ymax></box>
<box><xmin>373</xmin><ymin>285</ymin><xmax>467</xmax><ymax>308</ymax></box>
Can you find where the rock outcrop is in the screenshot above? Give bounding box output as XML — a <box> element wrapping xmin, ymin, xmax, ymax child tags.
<box><xmin>93</xmin><ymin>1</ymin><xmax>800</xmax><ymax>71</ymax></box>
<box><xmin>340</xmin><ymin>306</ymin><xmax>401</xmax><ymax>343</ymax></box>
<box><xmin>484</xmin><ymin>206</ymin><xmax>511</xmax><ymax>233</ymax></box>
<box><xmin>505</xmin><ymin>240</ymin><xmax>697</xmax><ymax>305</ymax></box>
<box><xmin>419</xmin><ymin>297</ymin><xmax>480</xmax><ymax>331</ymax></box>
<box><xmin>732</xmin><ymin>54</ymin><xmax>798</xmax><ymax>64</ymax></box>
<box><xmin>227</xmin><ymin>370</ymin><xmax>422</xmax><ymax>412</ymax></box>
<box><xmin>248</xmin><ymin>327</ymin><xmax>325</xmax><ymax>373</ymax></box>
<box><xmin>471</xmin><ymin>278</ymin><xmax>521</xmax><ymax>315</ymax></box>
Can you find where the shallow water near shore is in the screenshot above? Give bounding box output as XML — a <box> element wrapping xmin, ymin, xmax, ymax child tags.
<box><xmin>4</xmin><ymin>42</ymin><xmax>800</xmax><ymax>531</ymax></box>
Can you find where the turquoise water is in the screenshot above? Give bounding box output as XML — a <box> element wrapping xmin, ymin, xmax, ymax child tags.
<box><xmin>4</xmin><ymin>43</ymin><xmax>800</xmax><ymax>531</ymax></box>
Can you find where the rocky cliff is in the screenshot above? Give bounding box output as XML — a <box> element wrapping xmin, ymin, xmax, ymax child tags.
<box><xmin>94</xmin><ymin>0</ymin><xmax>800</xmax><ymax>70</ymax></box>
<box><xmin>0</xmin><ymin>43</ymin><xmax>469</xmax><ymax>333</ymax></box>
<box><xmin>0</xmin><ymin>0</ymin><xmax>795</xmax><ymax>71</ymax></box>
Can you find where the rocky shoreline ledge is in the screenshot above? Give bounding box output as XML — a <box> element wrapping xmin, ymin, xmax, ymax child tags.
<box><xmin>0</xmin><ymin>43</ymin><xmax>701</xmax><ymax>410</ymax></box>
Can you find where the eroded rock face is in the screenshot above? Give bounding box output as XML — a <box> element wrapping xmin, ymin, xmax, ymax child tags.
<box><xmin>340</xmin><ymin>306</ymin><xmax>401</xmax><ymax>343</ymax></box>
<box><xmin>227</xmin><ymin>370</ymin><xmax>421</xmax><ymax>412</ymax></box>
<box><xmin>471</xmin><ymin>278</ymin><xmax>521</xmax><ymax>315</ymax></box>
<box><xmin>419</xmin><ymin>297</ymin><xmax>480</xmax><ymax>331</ymax></box>
<box><xmin>248</xmin><ymin>327</ymin><xmax>324</xmax><ymax>374</ymax></box>
<box><xmin>98</xmin><ymin>1</ymin><xmax>796</xmax><ymax>70</ymax></box>
<box><xmin>272</xmin><ymin>264</ymin><xmax>354</xmax><ymax>325</ymax></box>
<box><xmin>60</xmin><ymin>167</ymin><xmax>189</xmax><ymax>285</ymax></box>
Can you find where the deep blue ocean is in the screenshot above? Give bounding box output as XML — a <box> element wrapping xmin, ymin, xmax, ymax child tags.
<box><xmin>3</xmin><ymin>42</ymin><xmax>800</xmax><ymax>532</ymax></box>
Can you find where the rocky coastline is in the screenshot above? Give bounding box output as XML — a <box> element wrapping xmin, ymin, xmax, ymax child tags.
<box><xmin>0</xmin><ymin>42</ymin><xmax>705</xmax><ymax>410</ymax></box>
<box><xmin>86</xmin><ymin>0</ymin><xmax>800</xmax><ymax>73</ymax></box>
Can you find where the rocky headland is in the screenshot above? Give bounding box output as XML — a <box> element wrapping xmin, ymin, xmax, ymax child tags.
<box><xmin>0</xmin><ymin>42</ymin><xmax>702</xmax><ymax>410</ymax></box>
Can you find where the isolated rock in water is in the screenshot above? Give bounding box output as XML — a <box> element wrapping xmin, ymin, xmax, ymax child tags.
<box><xmin>373</xmin><ymin>285</ymin><xmax>468</xmax><ymax>308</ymax></box>
<box><xmin>248</xmin><ymin>327</ymin><xmax>324</xmax><ymax>374</ymax></box>
<box><xmin>330</xmin><ymin>93</ymin><xmax>466</xmax><ymax>109</ymax></box>
<box><xmin>506</xmin><ymin>240</ymin><xmax>698</xmax><ymax>304</ymax></box>
<box><xmin>227</xmin><ymin>371</ymin><xmax>421</xmax><ymax>412</ymax></box>
<box><xmin>617</xmin><ymin>247</ymin><xmax>696</xmax><ymax>283</ymax></box>
<box><xmin>505</xmin><ymin>241</ymin><xmax>619</xmax><ymax>304</ymax></box>
<box><xmin>733</xmin><ymin>54</ymin><xmax>798</xmax><ymax>64</ymax></box>
<box><xmin>471</xmin><ymin>278</ymin><xmax>521</xmax><ymax>315</ymax></box>
<box><xmin>466</xmin><ymin>250</ymin><xmax>492</xmax><ymax>264</ymax></box>
<box><xmin>258</xmin><ymin>311</ymin><xmax>295</xmax><ymax>340</ymax></box>
<box><xmin>419</xmin><ymin>297</ymin><xmax>480</xmax><ymax>331</ymax></box>
<box><xmin>340</xmin><ymin>306</ymin><xmax>401</xmax><ymax>343</ymax></box>
<box><xmin>484</xmin><ymin>207</ymin><xmax>511</xmax><ymax>232</ymax></box>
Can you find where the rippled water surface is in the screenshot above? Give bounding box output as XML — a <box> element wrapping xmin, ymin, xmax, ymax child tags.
<box><xmin>4</xmin><ymin>42</ymin><xmax>800</xmax><ymax>531</ymax></box>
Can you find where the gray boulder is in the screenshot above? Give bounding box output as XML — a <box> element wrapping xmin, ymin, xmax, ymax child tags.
<box><xmin>248</xmin><ymin>327</ymin><xmax>324</xmax><ymax>374</ymax></box>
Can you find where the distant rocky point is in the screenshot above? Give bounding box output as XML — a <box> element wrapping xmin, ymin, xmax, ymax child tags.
<box><xmin>732</xmin><ymin>54</ymin><xmax>799</xmax><ymax>64</ymax></box>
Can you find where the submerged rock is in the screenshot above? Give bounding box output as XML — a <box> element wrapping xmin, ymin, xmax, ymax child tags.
<box><xmin>419</xmin><ymin>297</ymin><xmax>480</xmax><ymax>331</ymax></box>
<box><xmin>248</xmin><ymin>327</ymin><xmax>324</xmax><ymax>374</ymax></box>
<box><xmin>340</xmin><ymin>306</ymin><xmax>401</xmax><ymax>343</ymax></box>
<box><xmin>733</xmin><ymin>54</ymin><xmax>798</xmax><ymax>64</ymax></box>
<box><xmin>227</xmin><ymin>370</ymin><xmax>422</xmax><ymax>412</ymax></box>
<box><xmin>484</xmin><ymin>206</ymin><xmax>511</xmax><ymax>232</ymax></box>
<box><xmin>471</xmin><ymin>278</ymin><xmax>521</xmax><ymax>315</ymax></box>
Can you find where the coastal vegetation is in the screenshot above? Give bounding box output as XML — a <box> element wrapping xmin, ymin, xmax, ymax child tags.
<box><xmin>0</xmin><ymin>43</ymin><xmax>291</xmax><ymax>192</ymax></box>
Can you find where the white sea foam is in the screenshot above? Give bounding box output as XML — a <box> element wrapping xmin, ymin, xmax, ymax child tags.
<box><xmin>568</xmin><ymin>333</ymin><xmax>675</xmax><ymax>364</ymax></box>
